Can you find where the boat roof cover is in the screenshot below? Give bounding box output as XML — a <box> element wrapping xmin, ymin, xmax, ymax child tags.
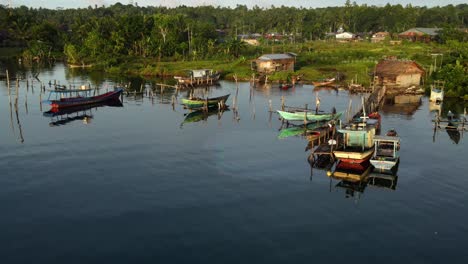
<box><xmin>374</xmin><ymin>135</ymin><xmax>400</xmax><ymax>142</ymax></box>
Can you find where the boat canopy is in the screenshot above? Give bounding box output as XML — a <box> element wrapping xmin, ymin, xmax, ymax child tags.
<box><xmin>374</xmin><ymin>135</ymin><xmax>400</xmax><ymax>142</ymax></box>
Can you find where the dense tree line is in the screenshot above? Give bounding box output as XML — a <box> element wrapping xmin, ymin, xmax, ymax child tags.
<box><xmin>0</xmin><ymin>2</ymin><xmax>467</xmax><ymax>64</ymax></box>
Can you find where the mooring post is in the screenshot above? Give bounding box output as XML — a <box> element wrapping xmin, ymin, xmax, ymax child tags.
<box><xmin>281</xmin><ymin>96</ymin><xmax>285</xmax><ymax>111</ymax></box>
<box><xmin>304</xmin><ymin>104</ymin><xmax>308</xmax><ymax>125</ymax></box>
<box><xmin>6</xmin><ymin>70</ymin><xmax>10</xmax><ymax>88</ymax></box>
<box><xmin>269</xmin><ymin>99</ymin><xmax>272</xmax><ymax>112</ymax></box>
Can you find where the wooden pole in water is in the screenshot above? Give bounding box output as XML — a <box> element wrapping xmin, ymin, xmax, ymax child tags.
<box><xmin>269</xmin><ymin>100</ymin><xmax>272</xmax><ymax>112</ymax></box>
<box><xmin>6</xmin><ymin>70</ymin><xmax>10</xmax><ymax>88</ymax></box>
<box><xmin>39</xmin><ymin>93</ymin><xmax>42</xmax><ymax>112</ymax></box>
<box><xmin>281</xmin><ymin>96</ymin><xmax>285</xmax><ymax>111</ymax></box>
<box><xmin>304</xmin><ymin>104</ymin><xmax>308</xmax><ymax>125</ymax></box>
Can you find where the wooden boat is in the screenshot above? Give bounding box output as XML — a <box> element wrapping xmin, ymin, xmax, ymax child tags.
<box><xmin>279</xmin><ymin>83</ymin><xmax>293</xmax><ymax>90</ymax></box>
<box><xmin>67</xmin><ymin>63</ymin><xmax>93</xmax><ymax>68</ymax></box>
<box><xmin>333</xmin><ymin>120</ymin><xmax>377</xmax><ymax>164</ymax></box>
<box><xmin>44</xmin><ymin>87</ymin><xmax>123</xmax><ymax>109</ymax></box>
<box><xmin>370</xmin><ymin>129</ymin><xmax>401</xmax><ymax>171</ymax></box>
<box><xmin>43</xmin><ymin>100</ymin><xmax>123</xmax><ymax>126</ymax></box>
<box><xmin>174</xmin><ymin>69</ymin><xmax>220</xmax><ymax>87</ymax></box>
<box><xmin>433</xmin><ymin>110</ymin><xmax>467</xmax><ymax>129</ymax></box>
<box><xmin>181</xmin><ymin>94</ymin><xmax>230</xmax><ymax>109</ymax></box>
<box><xmin>277</xmin><ymin>110</ymin><xmax>342</xmax><ymax>122</ymax></box>
<box><xmin>312</xmin><ymin>78</ymin><xmax>335</xmax><ymax>87</ymax></box>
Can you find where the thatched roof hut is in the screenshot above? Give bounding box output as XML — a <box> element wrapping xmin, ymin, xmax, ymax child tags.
<box><xmin>375</xmin><ymin>59</ymin><xmax>425</xmax><ymax>88</ymax></box>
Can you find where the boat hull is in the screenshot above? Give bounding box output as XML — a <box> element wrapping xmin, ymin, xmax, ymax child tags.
<box><xmin>333</xmin><ymin>148</ymin><xmax>374</xmax><ymax>164</ymax></box>
<box><xmin>49</xmin><ymin>88</ymin><xmax>123</xmax><ymax>109</ymax></box>
<box><xmin>181</xmin><ymin>94</ymin><xmax>230</xmax><ymax>109</ymax></box>
<box><xmin>370</xmin><ymin>158</ymin><xmax>399</xmax><ymax>170</ymax></box>
<box><xmin>277</xmin><ymin>110</ymin><xmax>342</xmax><ymax>122</ymax></box>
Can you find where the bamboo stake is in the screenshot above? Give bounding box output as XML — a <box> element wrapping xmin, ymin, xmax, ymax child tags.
<box><xmin>6</xmin><ymin>70</ymin><xmax>10</xmax><ymax>88</ymax></box>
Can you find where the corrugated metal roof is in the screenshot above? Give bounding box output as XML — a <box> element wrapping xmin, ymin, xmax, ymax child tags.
<box><xmin>399</xmin><ymin>28</ymin><xmax>440</xmax><ymax>36</ymax></box>
<box><xmin>258</xmin><ymin>53</ymin><xmax>295</xmax><ymax>60</ymax></box>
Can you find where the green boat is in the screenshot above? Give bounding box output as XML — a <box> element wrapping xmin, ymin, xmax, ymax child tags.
<box><xmin>278</xmin><ymin>121</ymin><xmax>327</xmax><ymax>139</ymax></box>
<box><xmin>277</xmin><ymin>110</ymin><xmax>343</xmax><ymax>122</ymax></box>
<box><xmin>181</xmin><ymin>94</ymin><xmax>230</xmax><ymax>109</ymax></box>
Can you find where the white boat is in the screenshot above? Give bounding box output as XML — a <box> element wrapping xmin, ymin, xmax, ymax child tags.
<box><xmin>370</xmin><ymin>129</ymin><xmax>400</xmax><ymax>171</ymax></box>
<box><xmin>430</xmin><ymin>84</ymin><xmax>444</xmax><ymax>103</ymax></box>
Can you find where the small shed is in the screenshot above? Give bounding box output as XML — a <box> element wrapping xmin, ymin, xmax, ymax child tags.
<box><xmin>336</xmin><ymin>32</ymin><xmax>355</xmax><ymax>40</ymax></box>
<box><xmin>375</xmin><ymin>59</ymin><xmax>425</xmax><ymax>88</ymax></box>
<box><xmin>251</xmin><ymin>53</ymin><xmax>296</xmax><ymax>73</ymax></box>
<box><xmin>371</xmin><ymin>32</ymin><xmax>389</xmax><ymax>43</ymax></box>
<box><xmin>398</xmin><ymin>28</ymin><xmax>440</xmax><ymax>42</ymax></box>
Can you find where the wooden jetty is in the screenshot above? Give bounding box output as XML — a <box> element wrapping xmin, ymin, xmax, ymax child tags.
<box><xmin>174</xmin><ymin>69</ymin><xmax>220</xmax><ymax>88</ymax></box>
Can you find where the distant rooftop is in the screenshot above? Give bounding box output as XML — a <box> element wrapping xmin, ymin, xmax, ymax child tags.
<box><xmin>400</xmin><ymin>28</ymin><xmax>440</xmax><ymax>36</ymax></box>
<box><xmin>257</xmin><ymin>53</ymin><xmax>296</xmax><ymax>60</ymax></box>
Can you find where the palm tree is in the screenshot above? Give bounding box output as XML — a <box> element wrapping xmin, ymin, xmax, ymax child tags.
<box><xmin>225</xmin><ymin>37</ymin><xmax>246</xmax><ymax>58</ymax></box>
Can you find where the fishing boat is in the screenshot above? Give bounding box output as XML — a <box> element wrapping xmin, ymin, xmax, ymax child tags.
<box><xmin>279</xmin><ymin>83</ymin><xmax>293</xmax><ymax>90</ymax></box>
<box><xmin>43</xmin><ymin>87</ymin><xmax>123</xmax><ymax>109</ymax></box>
<box><xmin>333</xmin><ymin>120</ymin><xmax>377</xmax><ymax>164</ymax></box>
<box><xmin>433</xmin><ymin>110</ymin><xmax>467</xmax><ymax>129</ymax></box>
<box><xmin>312</xmin><ymin>78</ymin><xmax>335</xmax><ymax>87</ymax></box>
<box><xmin>277</xmin><ymin>109</ymin><xmax>342</xmax><ymax>122</ymax></box>
<box><xmin>43</xmin><ymin>100</ymin><xmax>123</xmax><ymax>126</ymax></box>
<box><xmin>174</xmin><ymin>69</ymin><xmax>220</xmax><ymax>87</ymax></box>
<box><xmin>370</xmin><ymin>129</ymin><xmax>401</xmax><ymax>171</ymax></box>
<box><xmin>181</xmin><ymin>94</ymin><xmax>230</xmax><ymax>109</ymax></box>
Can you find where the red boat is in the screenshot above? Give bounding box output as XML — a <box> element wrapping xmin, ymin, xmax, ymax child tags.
<box><xmin>279</xmin><ymin>83</ymin><xmax>293</xmax><ymax>90</ymax></box>
<box><xmin>44</xmin><ymin>87</ymin><xmax>123</xmax><ymax>109</ymax></box>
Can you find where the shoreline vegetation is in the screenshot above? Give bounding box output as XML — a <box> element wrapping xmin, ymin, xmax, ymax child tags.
<box><xmin>0</xmin><ymin>3</ymin><xmax>467</xmax><ymax>98</ymax></box>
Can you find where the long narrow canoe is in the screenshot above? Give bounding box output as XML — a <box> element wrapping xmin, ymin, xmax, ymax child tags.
<box><xmin>45</xmin><ymin>88</ymin><xmax>123</xmax><ymax>109</ymax></box>
<box><xmin>181</xmin><ymin>94</ymin><xmax>230</xmax><ymax>109</ymax></box>
<box><xmin>277</xmin><ymin>110</ymin><xmax>342</xmax><ymax>122</ymax></box>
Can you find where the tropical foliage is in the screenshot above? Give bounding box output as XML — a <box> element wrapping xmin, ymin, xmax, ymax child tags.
<box><xmin>0</xmin><ymin>2</ymin><xmax>467</xmax><ymax>96</ymax></box>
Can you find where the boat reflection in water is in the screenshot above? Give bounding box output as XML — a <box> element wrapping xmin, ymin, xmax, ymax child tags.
<box><xmin>180</xmin><ymin>107</ymin><xmax>229</xmax><ymax>127</ymax></box>
<box><xmin>325</xmin><ymin>160</ymin><xmax>399</xmax><ymax>200</ymax></box>
<box><xmin>43</xmin><ymin>99</ymin><xmax>123</xmax><ymax>127</ymax></box>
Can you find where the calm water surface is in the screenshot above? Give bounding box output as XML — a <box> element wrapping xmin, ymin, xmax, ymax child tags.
<box><xmin>1</xmin><ymin>64</ymin><xmax>467</xmax><ymax>263</ymax></box>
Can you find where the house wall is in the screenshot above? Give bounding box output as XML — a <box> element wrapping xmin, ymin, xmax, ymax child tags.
<box><xmin>396</xmin><ymin>74</ymin><xmax>421</xmax><ymax>87</ymax></box>
<box><xmin>254</xmin><ymin>58</ymin><xmax>294</xmax><ymax>73</ymax></box>
<box><xmin>378</xmin><ymin>73</ymin><xmax>421</xmax><ymax>88</ymax></box>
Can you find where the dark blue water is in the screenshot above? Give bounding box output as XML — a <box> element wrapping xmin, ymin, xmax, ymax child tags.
<box><xmin>1</xmin><ymin>64</ymin><xmax>468</xmax><ymax>263</ymax></box>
